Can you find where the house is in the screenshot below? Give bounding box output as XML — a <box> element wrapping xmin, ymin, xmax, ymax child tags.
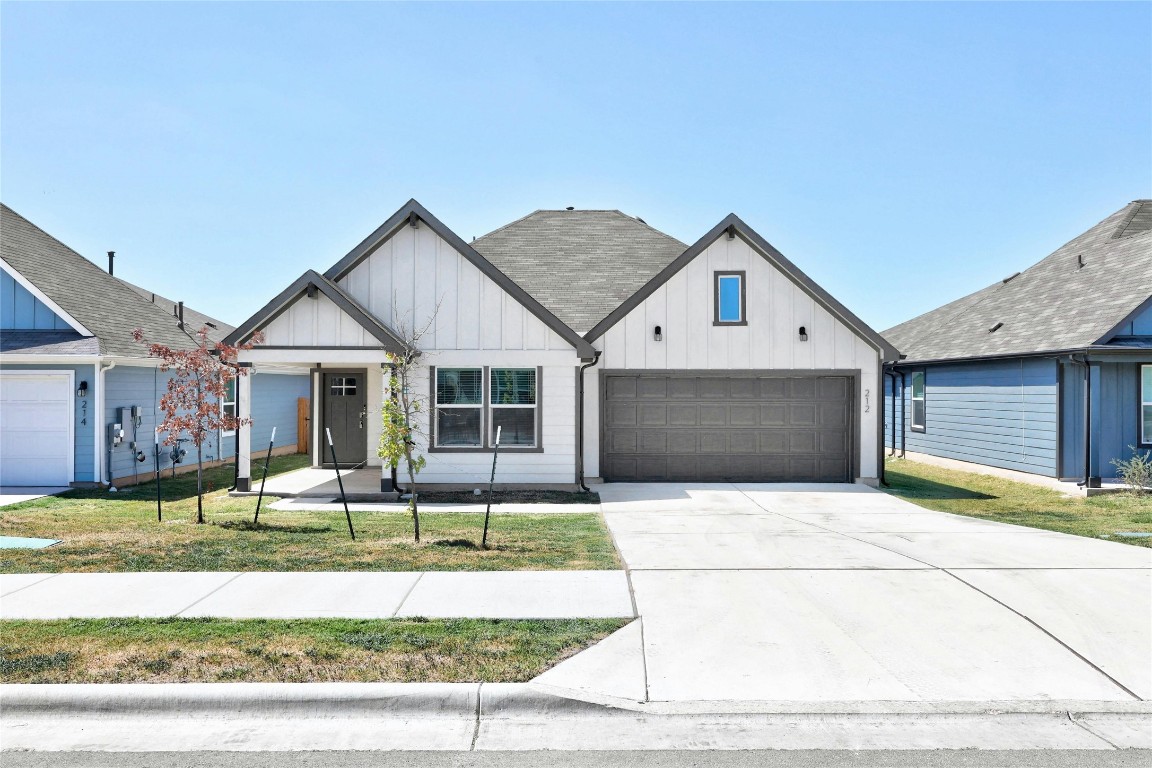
<box><xmin>225</xmin><ymin>199</ymin><xmax>899</xmax><ymax>491</ymax></box>
<box><xmin>882</xmin><ymin>200</ymin><xmax>1152</xmax><ymax>486</ymax></box>
<box><xmin>0</xmin><ymin>204</ymin><xmax>308</xmax><ymax>487</ymax></box>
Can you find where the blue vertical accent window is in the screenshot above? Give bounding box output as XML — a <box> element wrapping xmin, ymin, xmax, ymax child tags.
<box><xmin>1141</xmin><ymin>365</ymin><xmax>1152</xmax><ymax>446</ymax></box>
<box><xmin>715</xmin><ymin>272</ymin><xmax>744</xmax><ymax>324</ymax></box>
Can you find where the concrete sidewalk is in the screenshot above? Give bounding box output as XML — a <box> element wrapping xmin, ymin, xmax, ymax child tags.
<box><xmin>3</xmin><ymin>683</ymin><xmax>1149</xmax><ymax>752</ymax></box>
<box><xmin>0</xmin><ymin>570</ymin><xmax>634</xmax><ymax>620</ymax></box>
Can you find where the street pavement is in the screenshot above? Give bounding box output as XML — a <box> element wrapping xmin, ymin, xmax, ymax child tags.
<box><xmin>533</xmin><ymin>483</ymin><xmax>1152</xmax><ymax>708</ymax></box>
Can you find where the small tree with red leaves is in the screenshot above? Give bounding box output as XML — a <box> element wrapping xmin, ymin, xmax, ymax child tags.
<box><xmin>134</xmin><ymin>327</ymin><xmax>259</xmax><ymax>523</ymax></box>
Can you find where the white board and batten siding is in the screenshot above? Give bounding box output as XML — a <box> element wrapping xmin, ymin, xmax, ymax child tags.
<box><xmin>585</xmin><ymin>233</ymin><xmax>883</xmax><ymax>480</ymax></box>
<box><xmin>336</xmin><ymin>224</ymin><xmax>577</xmax><ymax>483</ymax></box>
<box><xmin>337</xmin><ymin>224</ymin><xmax>570</xmax><ymax>353</ymax></box>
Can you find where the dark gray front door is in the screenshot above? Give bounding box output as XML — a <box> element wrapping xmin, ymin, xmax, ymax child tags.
<box><xmin>322</xmin><ymin>371</ymin><xmax>367</xmax><ymax>467</ymax></box>
<box><xmin>602</xmin><ymin>373</ymin><xmax>853</xmax><ymax>483</ymax></box>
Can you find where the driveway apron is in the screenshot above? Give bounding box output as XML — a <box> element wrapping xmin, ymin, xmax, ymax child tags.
<box><xmin>533</xmin><ymin>483</ymin><xmax>1152</xmax><ymax>707</ymax></box>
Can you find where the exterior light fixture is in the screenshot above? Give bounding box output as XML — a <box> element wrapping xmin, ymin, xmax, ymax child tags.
<box><xmin>727</xmin><ymin>225</ymin><xmax>736</xmax><ymax>240</ymax></box>
<box><xmin>77</xmin><ymin>381</ymin><xmax>88</xmax><ymax>398</ymax></box>
<box><xmin>654</xmin><ymin>325</ymin><xmax>662</xmax><ymax>341</ymax></box>
<box><xmin>798</xmin><ymin>326</ymin><xmax>808</xmax><ymax>342</ymax></box>
<box><xmin>409</xmin><ymin>213</ymin><xmax>419</xmax><ymax>228</ymax></box>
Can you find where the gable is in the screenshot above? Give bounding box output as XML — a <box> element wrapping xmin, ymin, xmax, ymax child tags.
<box><xmin>586</xmin><ymin>214</ymin><xmax>899</xmax><ymax>361</ymax></box>
<box><xmin>1102</xmin><ymin>296</ymin><xmax>1152</xmax><ymax>342</ymax></box>
<box><xmin>324</xmin><ymin>200</ymin><xmax>595</xmax><ymax>358</ymax></box>
<box><xmin>226</xmin><ymin>271</ymin><xmax>407</xmax><ymax>353</ymax></box>
<box><xmin>1</xmin><ymin>266</ymin><xmax>71</xmax><ymax>331</ymax></box>
<box><xmin>595</xmin><ymin>230</ymin><xmax>882</xmax><ymax>371</ymax></box>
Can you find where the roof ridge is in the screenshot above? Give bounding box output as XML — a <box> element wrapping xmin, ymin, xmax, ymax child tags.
<box><xmin>473</xmin><ymin>209</ymin><xmax>544</xmax><ymax>243</ymax></box>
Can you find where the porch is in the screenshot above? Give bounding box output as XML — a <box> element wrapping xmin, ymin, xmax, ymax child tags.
<box><xmin>232</xmin><ymin>466</ymin><xmax>393</xmax><ymax>500</ymax></box>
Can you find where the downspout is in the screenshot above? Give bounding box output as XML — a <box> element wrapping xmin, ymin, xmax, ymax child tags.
<box><xmin>897</xmin><ymin>369</ymin><xmax>907</xmax><ymax>458</ymax></box>
<box><xmin>884</xmin><ymin>371</ymin><xmax>897</xmax><ymax>457</ymax></box>
<box><xmin>576</xmin><ymin>351</ymin><xmax>602</xmax><ymax>492</ymax></box>
<box><xmin>1075</xmin><ymin>353</ymin><xmax>1097</xmax><ymax>489</ymax></box>
<box><xmin>98</xmin><ymin>360</ymin><xmax>117</xmax><ymax>488</ymax></box>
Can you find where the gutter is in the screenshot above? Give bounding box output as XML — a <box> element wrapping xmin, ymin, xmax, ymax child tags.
<box><xmin>575</xmin><ymin>351</ymin><xmax>602</xmax><ymax>492</ymax></box>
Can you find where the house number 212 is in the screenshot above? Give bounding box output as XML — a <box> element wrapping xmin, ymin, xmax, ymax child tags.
<box><xmin>863</xmin><ymin>388</ymin><xmax>870</xmax><ymax>414</ymax></box>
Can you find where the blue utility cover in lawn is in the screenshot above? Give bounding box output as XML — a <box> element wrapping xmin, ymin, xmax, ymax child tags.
<box><xmin>0</xmin><ymin>536</ymin><xmax>61</xmax><ymax>549</ymax></box>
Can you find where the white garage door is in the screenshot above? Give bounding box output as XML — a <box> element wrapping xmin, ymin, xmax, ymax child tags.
<box><xmin>0</xmin><ymin>372</ymin><xmax>73</xmax><ymax>486</ymax></box>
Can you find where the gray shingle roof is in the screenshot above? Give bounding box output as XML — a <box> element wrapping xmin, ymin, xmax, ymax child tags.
<box><xmin>0</xmin><ymin>330</ymin><xmax>100</xmax><ymax>355</ymax></box>
<box><xmin>472</xmin><ymin>210</ymin><xmax>687</xmax><ymax>333</ymax></box>
<box><xmin>117</xmin><ymin>278</ymin><xmax>235</xmax><ymax>345</ymax></box>
<box><xmin>883</xmin><ymin>201</ymin><xmax>1152</xmax><ymax>363</ymax></box>
<box><xmin>1</xmin><ymin>204</ymin><xmax>226</xmax><ymax>357</ymax></box>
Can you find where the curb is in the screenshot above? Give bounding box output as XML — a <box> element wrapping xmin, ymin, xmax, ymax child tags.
<box><xmin>4</xmin><ymin>682</ymin><xmax>1151</xmax><ymax>718</ymax></box>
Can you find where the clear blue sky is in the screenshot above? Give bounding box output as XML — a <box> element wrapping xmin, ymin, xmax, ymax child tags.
<box><xmin>3</xmin><ymin>2</ymin><xmax>1149</xmax><ymax>332</ymax></box>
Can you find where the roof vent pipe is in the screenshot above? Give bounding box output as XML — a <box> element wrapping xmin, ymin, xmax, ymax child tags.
<box><xmin>177</xmin><ymin>301</ymin><xmax>185</xmax><ymax>330</ymax></box>
<box><xmin>107</xmin><ymin>251</ymin><xmax>115</xmax><ymax>275</ymax></box>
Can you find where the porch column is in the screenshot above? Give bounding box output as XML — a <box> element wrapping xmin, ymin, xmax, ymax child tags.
<box><xmin>236</xmin><ymin>371</ymin><xmax>252</xmax><ymax>491</ymax></box>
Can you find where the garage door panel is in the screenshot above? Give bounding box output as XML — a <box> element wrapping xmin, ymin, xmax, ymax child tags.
<box><xmin>699</xmin><ymin>405</ymin><xmax>727</xmax><ymax>426</ymax></box>
<box><xmin>760</xmin><ymin>431</ymin><xmax>788</xmax><ymax>452</ymax></box>
<box><xmin>637</xmin><ymin>378</ymin><xmax>668</xmax><ymax>398</ymax></box>
<box><xmin>638</xmin><ymin>431</ymin><xmax>668</xmax><ymax>453</ymax></box>
<box><xmin>607</xmin><ymin>377</ymin><xmax>637</xmax><ymax>399</ymax></box>
<box><xmin>729</xmin><ymin>432</ymin><xmax>758</xmax><ymax>453</ymax></box>
<box><xmin>698</xmin><ymin>378</ymin><xmax>729</xmax><ymax>398</ymax></box>
<box><xmin>608</xmin><ymin>403</ymin><xmax>637</xmax><ymax>426</ymax></box>
<box><xmin>760</xmin><ymin>405</ymin><xmax>787</xmax><ymax>425</ymax></box>
<box><xmin>638</xmin><ymin>404</ymin><xmax>667</xmax><ymax>426</ymax></box>
<box><xmin>700</xmin><ymin>432</ymin><xmax>727</xmax><ymax>453</ymax></box>
<box><xmin>789</xmin><ymin>404</ymin><xmax>817</xmax><ymax>426</ymax></box>
<box><xmin>602</xmin><ymin>374</ymin><xmax>852</xmax><ymax>483</ymax></box>
<box><xmin>730</xmin><ymin>405</ymin><xmax>758</xmax><ymax>426</ymax></box>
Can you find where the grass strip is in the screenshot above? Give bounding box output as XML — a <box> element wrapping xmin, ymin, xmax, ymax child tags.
<box><xmin>0</xmin><ymin>456</ymin><xmax>619</xmax><ymax>573</ymax></box>
<box><xmin>0</xmin><ymin>617</ymin><xmax>628</xmax><ymax>684</ymax></box>
<box><xmin>884</xmin><ymin>459</ymin><xmax>1152</xmax><ymax>546</ymax></box>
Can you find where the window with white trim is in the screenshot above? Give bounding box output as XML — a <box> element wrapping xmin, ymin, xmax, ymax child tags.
<box><xmin>910</xmin><ymin>371</ymin><xmax>926</xmax><ymax>432</ymax></box>
<box><xmin>221</xmin><ymin>378</ymin><xmax>237</xmax><ymax>435</ymax></box>
<box><xmin>1141</xmin><ymin>365</ymin><xmax>1152</xmax><ymax>446</ymax></box>
<box><xmin>435</xmin><ymin>368</ymin><xmax>483</xmax><ymax>447</ymax></box>
<box><xmin>490</xmin><ymin>368</ymin><xmax>537</xmax><ymax>447</ymax></box>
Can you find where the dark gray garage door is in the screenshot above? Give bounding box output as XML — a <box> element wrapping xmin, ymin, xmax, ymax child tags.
<box><xmin>602</xmin><ymin>374</ymin><xmax>853</xmax><ymax>483</ymax></box>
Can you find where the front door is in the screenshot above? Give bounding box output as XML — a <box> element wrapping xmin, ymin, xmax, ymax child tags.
<box><xmin>322</xmin><ymin>371</ymin><xmax>367</xmax><ymax>467</ymax></box>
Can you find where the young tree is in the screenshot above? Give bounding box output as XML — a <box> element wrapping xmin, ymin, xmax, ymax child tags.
<box><xmin>133</xmin><ymin>327</ymin><xmax>258</xmax><ymax>523</ymax></box>
<box><xmin>377</xmin><ymin>311</ymin><xmax>435</xmax><ymax>543</ymax></box>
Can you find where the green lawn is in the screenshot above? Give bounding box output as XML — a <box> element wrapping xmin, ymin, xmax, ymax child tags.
<box><xmin>0</xmin><ymin>456</ymin><xmax>620</xmax><ymax>572</ymax></box>
<box><xmin>883</xmin><ymin>458</ymin><xmax>1152</xmax><ymax>546</ymax></box>
<box><xmin>0</xmin><ymin>617</ymin><xmax>628</xmax><ymax>683</ymax></box>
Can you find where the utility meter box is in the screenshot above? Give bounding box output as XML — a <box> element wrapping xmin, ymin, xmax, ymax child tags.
<box><xmin>108</xmin><ymin>423</ymin><xmax>124</xmax><ymax>446</ymax></box>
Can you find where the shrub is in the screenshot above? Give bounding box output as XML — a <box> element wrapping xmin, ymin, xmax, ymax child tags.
<box><xmin>1111</xmin><ymin>447</ymin><xmax>1152</xmax><ymax>496</ymax></box>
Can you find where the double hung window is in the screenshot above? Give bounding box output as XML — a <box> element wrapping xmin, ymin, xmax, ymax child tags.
<box><xmin>221</xmin><ymin>379</ymin><xmax>237</xmax><ymax>435</ymax></box>
<box><xmin>435</xmin><ymin>368</ymin><xmax>483</xmax><ymax>447</ymax></box>
<box><xmin>433</xmin><ymin>367</ymin><xmax>539</xmax><ymax>449</ymax></box>
<box><xmin>490</xmin><ymin>368</ymin><xmax>537</xmax><ymax>447</ymax></box>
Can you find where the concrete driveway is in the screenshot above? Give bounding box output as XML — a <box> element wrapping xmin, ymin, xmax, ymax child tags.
<box><xmin>533</xmin><ymin>483</ymin><xmax>1152</xmax><ymax>710</ymax></box>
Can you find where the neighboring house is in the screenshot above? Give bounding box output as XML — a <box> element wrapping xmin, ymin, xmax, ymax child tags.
<box><xmin>0</xmin><ymin>204</ymin><xmax>308</xmax><ymax>487</ymax></box>
<box><xmin>225</xmin><ymin>199</ymin><xmax>898</xmax><ymax>491</ymax></box>
<box><xmin>882</xmin><ymin>200</ymin><xmax>1152</xmax><ymax>486</ymax></box>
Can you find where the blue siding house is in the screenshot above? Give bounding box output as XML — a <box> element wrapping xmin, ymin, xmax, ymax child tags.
<box><xmin>883</xmin><ymin>200</ymin><xmax>1152</xmax><ymax>486</ymax></box>
<box><xmin>0</xmin><ymin>204</ymin><xmax>308</xmax><ymax>488</ymax></box>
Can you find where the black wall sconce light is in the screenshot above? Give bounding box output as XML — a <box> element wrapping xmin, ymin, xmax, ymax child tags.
<box><xmin>653</xmin><ymin>325</ymin><xmax>663</xmax><ymax>341</ymax></box>
<box><xmin>798</xmin><ymin>326</ymin><xmax>808</xmax><ymax>342</ymax></box>
<box><xmin>76</xmin><ymin>380</ymin><xmax>88</xmax><ymax>398</ymax></box>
